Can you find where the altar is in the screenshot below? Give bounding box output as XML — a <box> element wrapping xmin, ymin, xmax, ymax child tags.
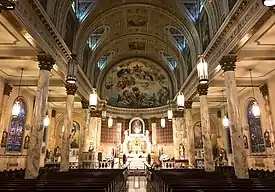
<box><xmin>122</xmin><ymin>117</ymin><xmax>152</xmax><ymax>156</ymax></box>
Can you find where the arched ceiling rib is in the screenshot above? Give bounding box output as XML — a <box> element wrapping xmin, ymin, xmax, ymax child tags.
<box><xmin>74</xmin><ymin>0</ymin><xmax>202</xmax><ymax>91</ymax></box>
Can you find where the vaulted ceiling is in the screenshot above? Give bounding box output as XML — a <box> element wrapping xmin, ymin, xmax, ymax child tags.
<box><xmin>73</xmin><ymin>0</ymin><xmax>203</xmax><ymax>94</ymax></box>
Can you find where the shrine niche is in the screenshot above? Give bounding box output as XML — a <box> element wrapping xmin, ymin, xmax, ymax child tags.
<box><xmin>129</xmin><ymin>117</ymin><xmax>145</xmax><ymax>136</ymax></box>
<box><xmin>101</xmin><ymin>58</ymin><xmax>172</xmax><ymax>108</ymax></box>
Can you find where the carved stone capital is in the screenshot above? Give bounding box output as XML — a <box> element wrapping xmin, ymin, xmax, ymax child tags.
<box><xmin>260</xmin><ymin>84</ymin><xmax>269</xmax><ymax>97</ymax></box>
<box><xmin>174</xmin><ymin>111</ymin><xmax>184</xmax><ymax>118</ymax></box>
<box><xmin>90</xmin><ymin>110</ymin><xmax>102</xmax><ymax>117</ymax></box>
<box><xmin>3</xmin><ymin>83</ymin><xmax>12</xmax><ymax>96</ymax></box>
<box><xmin>219</xmin><ymin>56</ymin><xmax>237</xmax><ymax>72</ymax></box>
<box><xmin>197</xmin><ymin>84</ymin><xmax>209</xmax><ymax>96</ymax></box>
<box><xmin>81</xmin><ymin>100</ymin><xmax>89</xmax><ymax>109</ymax></box>
<box><xmin>65</xmin><ymin>83</ymin><xmax>77</xmax><ymax>95</ymax></box>
<box><xmin>184</xmin><ymin>100</ymin><xmax>193</xmax><ymax>109</ymax></box>
<box><xmin>37</xmin><ymin>54</ymin><xmax>55</xmax><ymax>71</ymax></box>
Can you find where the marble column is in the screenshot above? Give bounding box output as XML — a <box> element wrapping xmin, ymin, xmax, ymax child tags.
<box><xmin>60</xmin><ymin>83</ymin><xmax>77</xmax><ymax>172</ymax></box>
<box><xmin>47</xmin><ymin>110</ymin><xmax>56</xmax><ymax>151</ymax></box>
<box><xmin>25</xmin><ymin>54</ymin><xmax>55</xmax><ymax>179</ymax></box>
<box><xmin>88</xmin><ymin>111</ymin><xmax>102</xmax><ymax>153</ymax></box>
<box><xmin>78</xmin><ymin>100</ymin><xmax>90</xmax><ymax>168</ymax></box>
<box><xmin>0</xmin><ymin>84</ymin><xmax>12</xmax><ymax>139</ymax></box>
<box><xmin>197</xmin><ymin>84</ymin><xmax>215</xmax><ymax>172</ymax></box>
<box><xmin>185</xmin><ymin>101</ymin><xmax>196</xmax><ymax>168</ymax></box>
<box><xmin>260</xmin><ymin>84</ymin><xmax>274</xmax><ymax>150</ymax></box>
<box><xmin>220</xmin><ymin>55</ymin><xmax>249</xmax><ymax>179</ymax></box>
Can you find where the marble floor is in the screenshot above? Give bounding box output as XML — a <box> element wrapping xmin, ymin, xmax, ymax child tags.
<box><xmin>125</xmin><ymin>176</ymin><xmax>151</xmax><ymax>192</ymax></box>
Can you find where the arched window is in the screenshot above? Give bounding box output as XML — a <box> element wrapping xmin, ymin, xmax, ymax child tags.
<box><xmin>160</xmin><ymin>51</ymin><xmax>177</xmax><ymax>71</ymax></box>
<box><xmin>97</xmin><ymin>51</ymin><xmax>114</xmax><ymax>70</ymax></box>
<box><xmin>6</xmin><ymin>98</ymin><xmax>27</xmax><ymax>152</ymax></box>
<box><xmin>71</xmin><ymin>0</ymin><xmax>94</xmax><ymax>21</ymax></box>
<box><xmin>87</xmin><ymin>26</ymin><xmax>106</xmax><ymax>50</ymax></box>
<box><xmin>169</xmin><ymin>27</ymin><xmax>188</xmax><ymax>52</ymax></box>
<box><xmin>247</xmin><ymin>100</ymin><xmax>265</xmax><ymax>153</ymax></box>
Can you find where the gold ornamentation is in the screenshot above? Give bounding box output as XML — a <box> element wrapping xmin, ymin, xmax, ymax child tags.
<box><xmin>65</xmin><ymin>83</ymin><xmax>77</xmax><ymax>95</ymax></box>
<box><xmin>37</xmin><ymin>54</ymin><xmax>55</xmax><ymax>71</ymax></box>
<box><xmin>197</xmin><ymin>84</ymin><xmax>209</xmax><ymax>96</ymax></box>
<box><xmin>3</xmin><ymin>84</ymin><xmax>12</xmax><ymax>96</ymax></box>
<box><xmin>219</xmin><ymin>56</ymin><xmax>237</xmax><ymax>72</ymax></box>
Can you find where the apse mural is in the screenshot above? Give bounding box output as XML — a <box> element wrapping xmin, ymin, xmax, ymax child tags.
<box><xmin>102</xmin><ymin>59</ymin><xmax>171</xmax><ymax>108</ymax></box>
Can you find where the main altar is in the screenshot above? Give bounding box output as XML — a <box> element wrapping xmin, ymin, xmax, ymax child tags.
<box><xmin>122</xmin><ymin>117</ymin><xmax>152</xmax><ymax>169</ymax></box>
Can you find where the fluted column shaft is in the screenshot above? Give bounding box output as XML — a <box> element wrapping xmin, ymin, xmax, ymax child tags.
<box><xmin>197</xmin><ymin>84</ymin><xmax>215</xmax><ymax>172</ymax></box>
<box><xmin>25</xmin><ymin>54</ymin><xmax>55</xmax><ymax>179</ymax></box>
<box><xmin>60</xmin><ymin>83</ymin><xmax>77</xmax><ymax>172</ymax></box>
<box><xmin>78</xmin><ymin>100</ymin><xmax>90</xmax><ymax>167</ymax></box>
<box><xmin>220</xmin><ymin>56</ymin><xmax>248</xmax><ymax>179</ymax></box>
<box><xmin>260</xmin><ymin>84</ymin><xmax>274</xmax><ymax>149</ymax></box>
<box><xmin>0</xmin><ymin>84</ymin><xmax>12</xmax><ymax>147</ymax></box>
<box><xmin>185</xmin><ymin>101</ymin><xmax>196</xmax><ymax>168</ymax></box>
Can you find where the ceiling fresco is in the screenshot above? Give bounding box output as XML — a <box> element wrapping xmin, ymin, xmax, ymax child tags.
<box><xmin>101</xmin><ymin>58</ymin><xmax>171</xmax><ymax>109</ymax></box>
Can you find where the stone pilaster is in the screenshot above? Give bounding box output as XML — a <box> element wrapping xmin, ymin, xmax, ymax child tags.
<box><xmin>25</xmin><ymin>54</ymin><xmax>55</xmax><ymax>179</ymax></box>
<box><xmin>260</xmin><ymin>84</ymin><xmax>274</xmax><ymax>149</ymax></box>
<box><xmin>78</xmin><ymin>100</ymin><xmax>90</xmax><ymax>168</ymax></box>
<box><xmin>220</xmin><ymin>55</ymin><xmax>249</xmax><ymax>179</ymax></box>
<box><xmin>0</xmin><ymin>84</ymin><xmax>12</xmax><ymax>151</ymax></box>
<box><xmin>197</xmin><ymin>84</ymin><xmax>215</xmax><ymax>172</ymax></box>
<box><xmin>185</xmin><ymin>100</ymin><xmax>196</xmax><ymax>168</ymax></box>
<box><xmin>60</xmin><ymin>83</ymin><xmax>77</xmax><ymax>172</ymax></box>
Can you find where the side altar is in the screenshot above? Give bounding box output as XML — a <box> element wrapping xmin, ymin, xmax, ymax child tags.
<box><xmin>122</xmin><ymin>117</ymin><xmax>152</xmax><ymax>169</ymax></box>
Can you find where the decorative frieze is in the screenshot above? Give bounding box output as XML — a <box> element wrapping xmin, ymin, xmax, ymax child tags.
<box><xmin>90</xmin><ymin>110</ymin><xmax>102</xmax><ymax>117</ymax></box>
<box><xmin>173</xmin><ymin>111</ymin><xmax>184</xmax><ymax>118</ymax></box>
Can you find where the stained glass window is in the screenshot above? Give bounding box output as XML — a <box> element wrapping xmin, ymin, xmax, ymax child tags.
<box><xmin>98</xmin><ymin>51</ymin><xmax>114</xmax><ymax>70</ymax></box>
<box><xmin>161</xmin><ymin>52</ymin><xmax>177</xmax><ymax>71</ymax></box>
<box><xmin>247</xmin><ymin>100</ymin><xmax>265</xmax><ymax>153</ymax></box>
<box><xmin>87</xmin><ymin>27</ymin><xmax>106</xmax><ymax>50</ymax></box>
<box><xmin>71</xmin><ymin>0</ymin><xmax>93</xmax><ymax>21</ymax></box>
<box><xmin>6</xmin><ymin>98</ymin><xmax>27</xmax><ymax>152</ymax></box>
<box><xmin>169</xmin><ymin>27</ymin><xmax>187</xmax><ymax>52</ymax></box>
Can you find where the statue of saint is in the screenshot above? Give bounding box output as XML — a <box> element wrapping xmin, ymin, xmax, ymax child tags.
<box><xmin>179</xmin><ymin>144</ymin><xmax>185</xmax><ymax>157</ymax></box>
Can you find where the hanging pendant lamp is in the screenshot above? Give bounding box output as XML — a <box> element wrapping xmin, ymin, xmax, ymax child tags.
<box><xmin>44</xmin><ymin>90</ymin><xmax>51</xmax><ymax>127</ymax></box>
<box><xmin>249</xmin><ymin>69</ymin><xmax>260</xmax><ymax>118</ymax></box>
<box><xmin>12</xmin><ymin>68</ymin><xmax>23</xmax><ymax>117</ymax></box>
<box><xmin>221</xmin><ymin>90</ymin><xmax>229</xmax><ymax>127</ymax></box>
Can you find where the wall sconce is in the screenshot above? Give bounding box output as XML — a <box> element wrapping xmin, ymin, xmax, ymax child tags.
<box><xmin>89</xmin><ymin>89</ymin><xmax>98</xmax><ymax>110</ymax></box>
<box><xmin>197</xmin><ymin>55</ymin><xmax>208</xmax><ymax>84</ymax></box>
<box><xmin>161</xmin><ymin>118</ymin><xmax>166</xmax><ymax>128</ymax></box>
<box><xmin>66</xmin><ymin>54</ymin><xmax>78</xmax><ymax>84</ymax></box>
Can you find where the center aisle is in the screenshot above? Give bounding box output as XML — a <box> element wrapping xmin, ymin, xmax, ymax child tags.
<box><xmin>125</xmin><ymin>176</ymin><xmax>151</xmax><ymax>192</ymax></box>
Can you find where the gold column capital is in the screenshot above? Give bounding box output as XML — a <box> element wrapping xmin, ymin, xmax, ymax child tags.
<box><xmin>65</xmin><ymin>83</ymin><xmax>77</xmax><ymax>95</ymax></box>
<box><xmin>219</xmin><ymin>55</ymin><xmax>237</xmax><ymax>72</ymax></box>
<box><xmin>3</xmin><ymin>83</ymin><xmax>12</xmax><ymax>96</ymax></box>
<box><xmin>184</xmin><ymin>100</ymin><xmax>193</xmax><ymax>109</ymax></box>
<box><xmin>81</xmin><ymin>100</ymin><xmax>89</xmax><ymax>109</ymax></box>
<box><xmin>260</xmin><ymin>84</ymin><xmax>268</xmax><ymax>97</ymax></box>
<box><xmin>197</xmin><ymin>84</ymin><xmax>209</xmax><ymax>96</ymax></box>
<box><xmin>37</xmin><ymin>54</ymin><xmax>55</xmax><ymax>71</ymax></box>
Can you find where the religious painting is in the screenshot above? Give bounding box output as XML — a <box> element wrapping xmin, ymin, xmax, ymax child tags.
<box><xmin>129</xmin><ymin>117</ymin><xmax>145</xmax><ymax>135</ymax></box>
<box><xmin>70</xmin><ymin>121</ymin><xmax>80</xmax><ymax>149</ymax></box>
<box><xmin>199</xmin><ymin>9</ymin><xmax>210</xmax><ymax>51</ymax></box>
<box><xmin>0</xmin><ymin>131</ymin><xmax>8</xmax><ymax>147</ymax></box>
<box><xmin>102</xmin><ymin>58</ymin><xmax>171</xmax><ymax>108</ymax></box>
<box><xmin>23</xmin><ymin>135</ymin><xmax>30</xmax><ymax>149</ymax></box>
<box><xmin>193</xmin><ymin>121</ymin><xmax>203</xmax><ymax>149</ymax></box>
<box><xmin>264</xmin><ymin>131</ymin><xmax>272</xmax><ymax>148</ymax></box>
<box><xmin>228</xmin><ymin>0</ymin><xmax>238</xmax><ymax>11</ymax></box>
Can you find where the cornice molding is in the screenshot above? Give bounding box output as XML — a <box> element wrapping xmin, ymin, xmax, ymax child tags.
<box><xmin>11</xmin><ymin>0</ymin><xmax>94</xmax><ymax>101</ymax></box>
<box><xmin>177</xmin><ymin>0</ymin><xmax>271</xmax><ymax>101</ymax></box>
